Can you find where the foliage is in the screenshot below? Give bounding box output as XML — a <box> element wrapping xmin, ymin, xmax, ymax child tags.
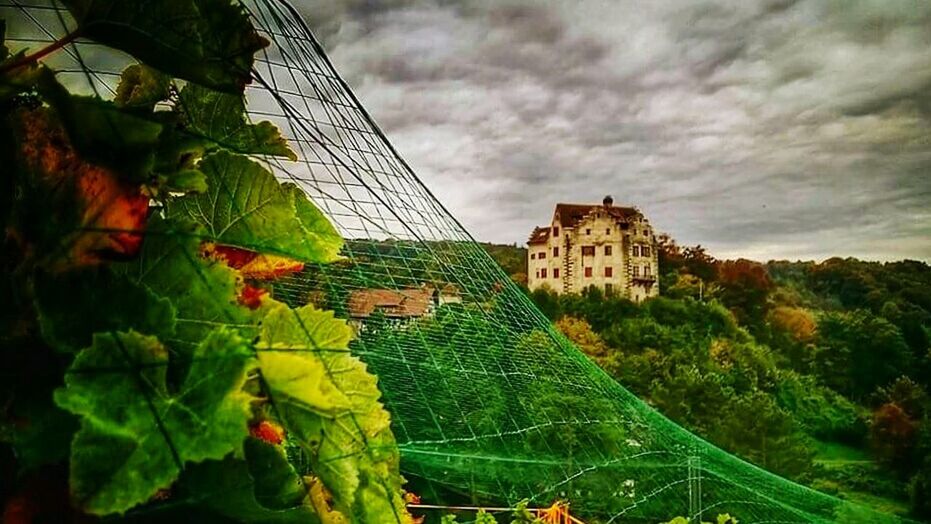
<box><xmin>0</xmin><ymin>5</ymin><xmax>409</xmax><ymax>522</ymax></box>
<box><xmin>810</xmin><ymin>310</ymin><xmax>913</xmax><ymax>400</ymax></box>
<box><xmin>485</xmin><ymin>239</ymin><xmax>931</xmax><ymax>517</ymax></box>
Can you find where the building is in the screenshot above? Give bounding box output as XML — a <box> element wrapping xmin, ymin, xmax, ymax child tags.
<box><xmin>527</xmin><ymin>196</ymin><xmax>659</xmax><ymax>302</ymax></box>
<box><xmin>346</xmin><ymin>283</ymin><xmax>461</xmax><ymax>331</ymax></box>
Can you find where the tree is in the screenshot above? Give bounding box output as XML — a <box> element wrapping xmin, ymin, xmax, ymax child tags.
<box><xmin>555</xmin><ymin>316</ymin><xmax>608</xmax><ymax>358</ymax></box>
<box><xmin>870</xmin><ymin>403</ymin><xmax>918</xmax><ymax>474</ymax></box>
<box><xmin>811</xmin><ymin>311</ymin><xmax>913</xmax><ymax>400</ymax></box>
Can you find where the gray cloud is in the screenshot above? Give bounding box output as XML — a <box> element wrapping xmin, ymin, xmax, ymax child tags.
<box><xmin>297</xmin><ymin>0</ymin><xmax>931</xmax><ymax>262</ymax></box>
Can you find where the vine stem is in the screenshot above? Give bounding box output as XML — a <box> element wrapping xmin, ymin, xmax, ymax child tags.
<box><xmin>0</xmin><ymin>29</ymin><xmax>82</xmax><ymax>75</ymax></box>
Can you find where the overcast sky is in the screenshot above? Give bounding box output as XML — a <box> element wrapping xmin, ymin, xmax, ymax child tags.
<box><xmin>296</xmin><ymin>0</ymin><xmax>931</xmax><ymax>262</ymax></box>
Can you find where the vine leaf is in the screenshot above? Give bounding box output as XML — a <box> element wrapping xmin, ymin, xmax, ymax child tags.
<box><xmin>54</xmin><ymin>328</ymin><xmax>255</xmax><ymax>515</ymax></box>
<box><xmin>178</xmin><ymin>83</ymin><xmax>297</xmax><ymax>160</ymax></box>
<box><xmin>115</xmin><ymin>64</ymin><xmax>171</xmax><ymax>111</ymax></box>
<box><xmin>34</xmin><ymin>267</ymin><xmax>176</xmax><ymax>353</ymax></box>
<box><xmin>173</xmin><ymin>450</ymin><xmax>320</xmax><ymax>523</ymax></box>
<box><xmin>116</xmin><ymin>217</ymin><xmax>256</xmax><ymax>355</ymax></box>
<box><xmin>60</xmin><ymin>0</ymin><xmax>267</xmax><ymax>93</ymax></box>
<box><xmin>169</xmin><ymin>151</ymin><xmax>342</xmax><ymax>263</ymax></box>
<box><xmin>38</xmin><ymin>69</ymin><xmax>164</xmax><ymax>182</ymax></box>
<box><xmin>256</xmin><ymin>303</ymin><xmax>409</xmax><ymax>522</ymax></box>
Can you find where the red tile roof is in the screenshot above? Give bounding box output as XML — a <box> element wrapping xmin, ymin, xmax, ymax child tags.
<box><xmin>348</xmin><ymin>287</ymin><xmax>434</xmax><ymax>319</ymax></box>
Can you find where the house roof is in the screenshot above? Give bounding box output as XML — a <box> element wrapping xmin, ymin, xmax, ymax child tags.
<box><xmin>347</xmin><ymin>287</ymin><xmax>433</xmax><ymax>319</ymax></box>
<box><xmin>554</xmin><ymin>203</ymin><xmax>639</xmax><ymax>229</ymax></box>
<box><xmin>528</xmin><ymin>226</ymin><xmax>550</xmax><ymax>245</ymax></box>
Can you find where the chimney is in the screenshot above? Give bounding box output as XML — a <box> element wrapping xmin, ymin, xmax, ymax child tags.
<box><xmin>603</xmin><ymin>195</ymin><xmax>614</xmax><ymax>207</ymax></box>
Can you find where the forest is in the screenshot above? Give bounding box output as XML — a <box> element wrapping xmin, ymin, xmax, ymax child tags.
<box><xmin>484</xmin><ymin>239</ymin><xmax>931</xmax><ymax>520</ymax></box>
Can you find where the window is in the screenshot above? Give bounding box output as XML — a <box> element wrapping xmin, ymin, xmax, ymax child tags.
<box><xmin>535</xmin><ymin>270</ymin><xmax>540</xmax><ymax>278</ymax></box>
<box><xmin>553</xmin><ymin>226</ymin><xmax>559</xmax><ymax>237</ymax></box>
<box><xmin>605</xmin><ymin>283</ymin><xmax>614</xmax><ymax>295</ymax></box>
<box><xmin>531</xmin><ymin>253</ymin><xmax>536</xmax><ymax>260</ymax></box>
<box><xmin>632</xmin><ymin>266</ymin><xmax>640</xmax><ymax>277</ymax></box>
<box><xmin>644</xmin><ymin>265</ymin><xmax>651</xmax><ymax>276</ymax></box>
<box><xmin>642</xmin><ymin>246</ymin><xmax>651</xmax><ymax>257</ymax></box>
<box><xmin>553</xmin><ymin>268</ymin><xmax>560</xmax><ymax>279</ymax></box>
<box><xmin>581</xmin><ymin>246</ymin><xmax>595</xmax><ymax>256</ymax></box>
<box><xmin>605</xmin><ymin>267</ymin><xmax>613</xmax><ymax>277</ymax></box>
<box><xmin>632</xmin><ymin>245</ymin><xmax>640</xmax><ymax>257</ymax></box>
<box><xmin>605</xmin><ymin>245</ymin><xmax>612</xmax><ymax>256</ymax></box>
<box><xmin>584</xmin><ymin>267</ymin><xmax>593</xmax><ymax>278</ymax></box>
<box><xmin>586</xmin><ymin>228</ymin><xmax>591</xmax><ymax>235</ymax></box>
<box><xmin>539</xmin><ymin>252</ymin><xmax>546</xmax><ymax>260</ymax></box>
<box><xmin>541</xmin><ymin>268</ymin><xmax>547</xmax><ymax>278</ymax></box>
<box><xmin>606</xmin><ymin>228</ymin><xmax>611</xmax><ymax>235</ymax></box>
<box><xmin>553</xmin><ymin>247</ymin><xmax>559</xmax><ymax>257</ymax></box>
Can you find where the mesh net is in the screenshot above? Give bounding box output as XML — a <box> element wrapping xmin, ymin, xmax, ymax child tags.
<box><xmin>0</xmin><ymin>1</ymin><xmax>915</xmax><ymax>523</ymax></box>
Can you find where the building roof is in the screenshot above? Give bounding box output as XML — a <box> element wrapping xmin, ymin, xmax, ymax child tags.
<box><xmin>528</xmin><ymin>226</ymin><xmax>550</xmax><ymax>245</ymax></box>
<box><xmin>554</xmin><ymin>203</ymin><xmax>639</xmax><ymax>229</ymax></box>
<box><xmin>347</xmin><ymin>287</ymin><xmax>433</xmax><ymax>319</ymax></box>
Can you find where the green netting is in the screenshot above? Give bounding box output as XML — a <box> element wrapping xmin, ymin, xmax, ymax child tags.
<box><xmin>0</xmin><ymin>1</ymin><xmax>917</xmax><ymax>523</ymax></box>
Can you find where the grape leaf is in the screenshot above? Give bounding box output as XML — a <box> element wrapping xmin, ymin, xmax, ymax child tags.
<box><xmin>38</xmin><ymin>69</ymin><xmax>163</xmax><ymax>181</ymax></box>
<box><xmin>33</xmin><ymin>267</ymin><xmax>176</xmax><ymax>353</ymax></box>
<box><xmin>60</xmin><ymin>0</ymin><xmax>267</xmax><ymax>93</ymax></box>
<box><xmin>54</xmin><ymin>328</ymin><xmax>255</xmax><ymax>515</ymax></box>
<box><xmin>116</xmin><ymin>217</ymin><xmax>255</xmax><ymax>354</ymax></box>
<box><xmin>255</xmin><ymin>303</ymin><xmax>409</xmax><ymax>522</ymax></box>
<box><xmin>169</xmin><ymin>151</ymin><xmax>342</xmax><ymax>263</ymax></box>
<box><xmin>159</xmin><ymin>168</ymin><xmax>209</xmax><ymax>194</ymax></box>
<box><xmin>178</xmin><ymin>83</ymin><xmax>297</xmax><ymax>160</ymax></box>
<box><xmin>115</xmin><ymin>64</ymin><xmax>171</xmax><ymax>111</ymax></box>
<box><xmin>172</xmin><ymin>451</ymin><xmax>320</xmax><ymax>523</ymax></box>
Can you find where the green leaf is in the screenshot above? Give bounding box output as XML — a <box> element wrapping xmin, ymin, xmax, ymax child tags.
<box><xmin>60</xmin><ymin>0</ymin><xmax>267</xmax><ymax>93</ymax></box>
<box><xmin>289</xmin><ymin>185</ymin><xmax>345</xmax><ymax>260</ymax></box>
<box><xmin>54</xmin><ymin>328</ymin><xmax>255</xmax><ymax>515</ymax></box>
<box><xmin>162</xmin><ymin>168</ymin><xmax>209</xmax><ymax>194</ymax></box>
<box><xmin>256</xmin><ymin>303</ymin><xmax>407</xmax><ymax>521</ymax></box>
<box><xmin>172</xmin><ymin>453</ymin><xmax>319</xmax><ymax>523</ymax></box>
<box><xmin>115</xmin><ymin>64</ymin><xmax>170</xmax><ymax>111</ymax></box>
<box><xmin>116</xmin><ymin>217</ymin><xmax>254</xmax><ymax>354</ymax></box>
<box><xmin>169</xmin><ymin>151</ymin><xmax>342</xmax><ymax>263</ymax></box>
<box><xmin>178</xmin><ymin>83</ymin><xmax>296</xmax><ymax>160</ymax></box>
<box><xmin>38</xmin><ymin>69</ymin><xmax>163</xmax><ymax>181</ymax></box>
<box><xmin>34</xmin><ymin>267</ymin><xmax>176</xmax><ymax>353</ymax></box>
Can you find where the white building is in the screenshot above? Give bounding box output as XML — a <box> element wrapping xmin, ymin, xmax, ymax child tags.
<box><xmin>527</xmin><ymin>196</ymin><xmax>660</xmax><ymax>302</ymax></box>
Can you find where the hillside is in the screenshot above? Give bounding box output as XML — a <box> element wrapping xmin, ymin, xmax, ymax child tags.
<box><xmin>482</xmin><ymin>241</ymin><xmax>931</xmax><ymax>521</ymax></box>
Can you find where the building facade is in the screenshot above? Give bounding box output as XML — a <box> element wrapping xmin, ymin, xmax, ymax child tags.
<box><xmin>527</xmin><ymin>196</ymin><xmax>659</xmax><ymax>302</ymax></box>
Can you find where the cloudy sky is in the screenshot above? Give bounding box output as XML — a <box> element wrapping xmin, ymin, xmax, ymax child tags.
<box><xmin>296</xmin><ymin>0</ymin><xmax>931</xmax><ymax>262</ymax></box>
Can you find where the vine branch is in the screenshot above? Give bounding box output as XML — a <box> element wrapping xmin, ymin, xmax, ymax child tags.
<box><xmin>0</xmin><ymin>29</ymin><xmax>82</xmax><ymax>75</ymax></box>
